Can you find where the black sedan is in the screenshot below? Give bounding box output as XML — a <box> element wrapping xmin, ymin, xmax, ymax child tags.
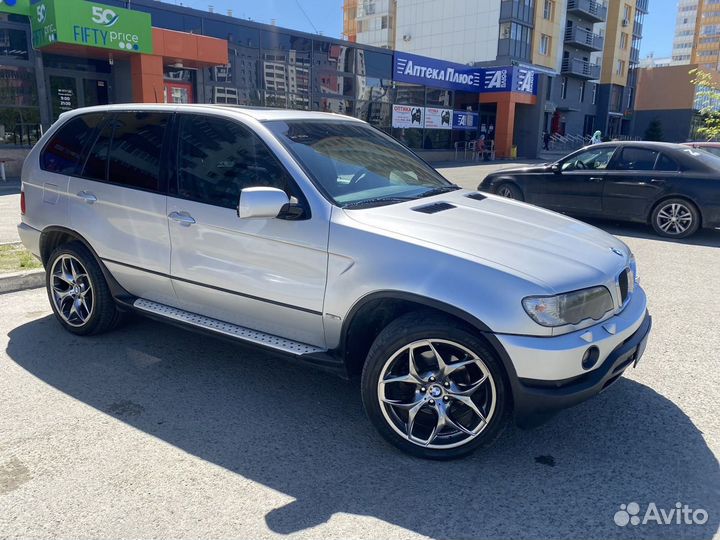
<box><xmin>479</xmin><ymin>142</ymin><xmax>720</xmax><ymax>238</ymax></box>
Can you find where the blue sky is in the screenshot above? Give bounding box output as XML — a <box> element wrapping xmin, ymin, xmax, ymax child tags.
<box><xmin>172</xmin><ymin>0</ymin><xmax>674</xmax><ymax>59</ymax></box>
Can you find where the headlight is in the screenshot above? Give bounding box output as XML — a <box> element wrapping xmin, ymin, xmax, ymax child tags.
<box><xmin>629</xmin><ymin>253</ymin><xmax>639</xmax><ymax>284</ymax></box>
<box><xmin>522</xmin><ymin>286</ymin><xmax>614</xmax><ymax>327</ymax></box>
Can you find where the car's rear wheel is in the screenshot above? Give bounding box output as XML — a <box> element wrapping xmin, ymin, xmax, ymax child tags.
<box><xmin>651</xmin><ymin>198</ymin><xmax>700</xmax><ymax>239</ymax></box>
<box><xmin>361</xmin><ymin>312</ymin><xmax>510</xmax><ymax>460</ymax></box>
<box><xmin>495</xmin><ymin>182</ymin><xmax>524</xmax><ymax>201</ymax></box>
<box><xmin>46</xmin><ymin>241</ymin><xmax>123</xmax><ymax>335</ymax></box>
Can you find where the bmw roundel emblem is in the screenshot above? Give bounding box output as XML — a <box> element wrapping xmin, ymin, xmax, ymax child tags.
<box><xmin>610</xmin><ymin>247</ymin><xmax>624</xmax><ymax>257</ymax></box>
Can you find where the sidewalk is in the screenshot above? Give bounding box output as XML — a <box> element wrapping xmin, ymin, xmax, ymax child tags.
<box><xmin>1</xmin><ymin>178</ymin><xmax>21</xmax><ymax>244</ymax></box>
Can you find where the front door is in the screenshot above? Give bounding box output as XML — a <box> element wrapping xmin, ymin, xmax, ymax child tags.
<box><xmin>166</xmin><ymin>113</ymin><xmax>328</xmax><ymax>347</ymax></box>
<box><xmin>46</xmin><ymin>70</ymin><xmax>113</xmax><ymax>121</ymax></box>
<box><xmin>536</xmin><ymin>145</ymin><xmax>618</xmax><ymax>214</ymax></box>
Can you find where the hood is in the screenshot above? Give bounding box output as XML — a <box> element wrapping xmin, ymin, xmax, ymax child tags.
<box><xmin>487</xmin><ymin>163</ymin><xmax>553</xmax><ymax>176</ymax></box>
<box><xmin>343</xmin><ymin>190</ymin><xmax>630</xmax><ymax>293</ymax></box>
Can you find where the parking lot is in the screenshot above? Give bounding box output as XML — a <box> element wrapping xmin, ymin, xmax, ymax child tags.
<box><xmin>1</xmin><ymin>163</ymin><xmax>719</xmax><ymax>539</ymax></box>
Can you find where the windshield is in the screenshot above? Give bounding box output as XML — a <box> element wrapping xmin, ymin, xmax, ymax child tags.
<box><xmin>264</xmin><ymin>120</ymin><xmax>456</xmax><ymax>208</ymax></box>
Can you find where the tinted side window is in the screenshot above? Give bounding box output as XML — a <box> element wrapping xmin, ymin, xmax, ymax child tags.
<box><xmin>616</xmin><ymin>148</ymin><xmax>659</xmax><ymax>171</ymax></box>
<box><xmin>177</xmin><ymin>115</ymin><xmax>291</xmax><ymax>208</ymax></box>
<box><xmin>655</xmin><ymin>153</ymin><xmax>679</xmax><ymax>171</ymax></box>
<box><xmin>81</xmin><ymin>120</ymin><xmax>113</xmax><ymax>182</ymax></box>
<box><xmin>40</xmin><ymin>113</ymin><xmax>104</xmax><ymax>174</ymax></box>
<box><xmin>107</xmin><ymin>112</ymin><xmax>169</xmax><ymax>191</ymax></box>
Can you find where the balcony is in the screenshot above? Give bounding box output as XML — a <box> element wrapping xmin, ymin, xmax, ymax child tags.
<box><xmin>564</xmin><ymin>25</ymin><xmax>604</xmax><ymax>51</ymax></box>
<box><xmin>561</xmin><ymin>57</ymin><xmax>601</xmax><ymax>79</ymax></box>
<box><xmin>567</xmin><ymin>0</ymin><xmax>608</xmax><ymax>23</ymax></box>
<box><xmin>629</xmin><ymin>47</ymin><xmax>640</xmax><ymax>64</ymax></box>
<box><xmin>635</xmin><ymin>0</ymin><xmax>649</xmax><ymax>14</ymax></box>
<box><xmin>633</xmin><ymin>20</ymin><xmax>643</xmax><ymax>38</ymax></box>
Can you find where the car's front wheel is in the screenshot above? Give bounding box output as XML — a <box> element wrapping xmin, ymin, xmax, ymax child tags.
<box><xmin>495</xmin><ymin>182</ymin><xmax>524</xmax><ymax>201</ymax></box>
<box><xmin>46</xmin><ymin>241</ymin><xmax>123</xmax><ymax>336</ymax></box>
<box><xmin>651</xmin><ymin>198</ymin><xmax>700</xmax><ymax>239</ymax></box>
<box><xmin>361</xmin><ymin>312</ymin><xmax>510</xmax><ymax>460</ymax></box>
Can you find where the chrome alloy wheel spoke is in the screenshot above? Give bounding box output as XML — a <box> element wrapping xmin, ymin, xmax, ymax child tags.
<box><xmin>377</xmin><ymin>339</ymin><xmax>497</xmax><ymax>449</ymax></box>
<box><xmin>50</xmin><ymin>255</ymin><xmax>94</xmax><ymax>327</ymax></box>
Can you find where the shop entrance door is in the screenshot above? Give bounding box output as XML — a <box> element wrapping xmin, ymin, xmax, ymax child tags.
<box><xmin>164</xmin><ymin>81</ymin><xmax>194</xmax><ymax>104</ymax></box>
<box><xmin>46</xmin><ymin>70</ymin><xmax>112</xmax><ymax>121</ymax></box>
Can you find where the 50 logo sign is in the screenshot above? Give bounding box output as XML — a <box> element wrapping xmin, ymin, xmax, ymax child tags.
<box><xmin>91</xmin><ymin>6</ymin><xmax>119</xmax><ymax>27</ymax></box>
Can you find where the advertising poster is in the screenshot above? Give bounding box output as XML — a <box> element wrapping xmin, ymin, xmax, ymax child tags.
<box><xmin>392</xmin><ymin>104</ymin><xmax>424</xmax><ymax>128</ymax></box>
<box><xmin>425</xmin><ymin>108</ymin><xmax>452</xmax><ymax>130</ymax></box>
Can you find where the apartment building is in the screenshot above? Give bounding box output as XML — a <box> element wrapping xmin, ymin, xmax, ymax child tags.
<box><xmin>344</xmin><ymin>0</ymin><xmax>648</xmax><ymax>146</ymax></box>
<box><xmin>692</xmin><ymin>0</ymin><xmax>720</xmax><ymax>71</ymax></box>
<box><xmin>672</xmin><ymin>0</ymin><xmax>698</xmax><ymax>65</ymax></box>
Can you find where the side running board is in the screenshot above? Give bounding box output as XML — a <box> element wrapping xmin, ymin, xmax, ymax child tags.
<box><xmin>133</xmin><ymin>298</ymin><xmax>325</xmax><ymax>356</ymax></box>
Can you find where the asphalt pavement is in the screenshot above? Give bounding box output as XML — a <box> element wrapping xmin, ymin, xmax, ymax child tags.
<box><xmin>0</xmin><ymin>164</ymin><xmax>719</xmax><ymax>539</ymax></box>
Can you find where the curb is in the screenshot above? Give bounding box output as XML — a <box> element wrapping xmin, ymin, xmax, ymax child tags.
<box><xmin>0</xmin><ymin>269</ymin><xmax>45</xmax><ymax>294</ymax></box>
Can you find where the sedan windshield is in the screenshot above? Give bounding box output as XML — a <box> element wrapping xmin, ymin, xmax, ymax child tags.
<box><xmin>264</xmin><ymin>120</ymin><xmax>456</xmax><ymax>208</ymax></box>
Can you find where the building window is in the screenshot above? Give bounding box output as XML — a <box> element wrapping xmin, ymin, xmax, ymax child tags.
<box><xmin>540</xmin><ymin>34</ymin><xmax>551</xmax><ymax>55</ymax></box>
<box><xmin>616</xmin><ymin>59</ymin><xmax>625</xmax><ymax>75</ymax></box>
<box><xmin>381</xmin><ymin>16</ymin><xmax>388</xmax><ymax>29</ymax></box>
<box><xmin>627</xmin><ymin>86</ymin><xmax>634</xmax><ymax>109</ymax></box>
<box><xmin>592</xmin><ymin>83</ymin><xmax>597</xmax><ymax>104</ymax></box>
<box><xmin>623</xmin><ymin>4</ymin><xmax>632</xmax><ymax>24</ymax></box>
<box><xmin>620</xmin><ymin>32</ymin><xmax>628</xmax><ymax>50</ymax></box>
<box><xmin>543</xmin><ymin>0</ymin><xmax>554</xmax><ymax>20</ymax></box>
<box><xmin>561</xmin><ymin>77</ymin><xmax>568</xmax><ymax>99</ymax></box>
<box><xmin>579</xmin><ymin>81</ymin><xmax>585</xmax><ymax>103</ymax></box>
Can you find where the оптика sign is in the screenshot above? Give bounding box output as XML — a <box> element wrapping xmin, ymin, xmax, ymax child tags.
<box><xmin>30</xmin><ymin>0</ymin><xmax>152</xmax><ymax>54</ymax></box>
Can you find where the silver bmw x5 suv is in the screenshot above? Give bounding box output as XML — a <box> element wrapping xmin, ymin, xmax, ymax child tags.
<box><xmin>18</xmin><ymin>104</ymin><xmax>651</xmax><ymax>459</ymax></box>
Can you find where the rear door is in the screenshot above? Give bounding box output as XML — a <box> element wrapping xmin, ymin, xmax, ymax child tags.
<box><xmin>166</xmin><ymin>113</ymin><xmax>328</xmax><ymax>348</ymax></box>
<box><xmin>535</xmin><ymin>145</ymin><xmax>617</xmax><ymax>214</ymax></box>
<box><xmin>68</xmin><ymin>110</ymin><xmax>175</xmax><ymax>303</ymax></box>
<box><xmin>602</xmin><ymin>147</ymin><xmax>673</xmax><ymax>221</ymax></box>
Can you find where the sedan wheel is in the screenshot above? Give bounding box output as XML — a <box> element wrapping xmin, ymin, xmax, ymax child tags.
<box><xmin>651</xmin><ymin>199</ymin><xmax>700</xmax><ymax>239</ymax></box>
<box><xmin>495</xmin><ymin>182</ymin><xmax>523</xmax><ymax>201</ymax></box>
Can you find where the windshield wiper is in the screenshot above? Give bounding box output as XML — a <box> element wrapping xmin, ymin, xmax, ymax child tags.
<box><xmin>416</xmin><ymin>185</ymin><xmax>461</xmax><ymax>198</ymax></box>
<box><xmin>342</xmin><ymin>196</ymin><xmax>415</xmax><ymax>209</ymax></box>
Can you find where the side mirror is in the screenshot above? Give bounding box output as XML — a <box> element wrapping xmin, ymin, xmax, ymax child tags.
<box><xmin>551</xmin><ymin>163</ymin><xmax>561</xmax><ymax>174</ymax></box>
<box><xmin>238</xmin><ymin>187</ymin><xmax>290</xmax><ymax>219</ymax></box>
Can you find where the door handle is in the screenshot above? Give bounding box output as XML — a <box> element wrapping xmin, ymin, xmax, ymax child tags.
<box><xmin>76</xmin><ymin>190</ymin><xmax>97</xmax><ymax>204</ymax></box>
<box><xmin>168</xmin><ymin>211</ymin><xmax>196</xmax><ymax>226</ymax></box>
<box><xmin>589</xmin><ymin>177</ymin><xmax>603</xmax><ymax>183</ymax></box>
<box><xmin>650</xmin><ymin>178</ymin><xmax>665</xmax><ymax>185</ymax></box>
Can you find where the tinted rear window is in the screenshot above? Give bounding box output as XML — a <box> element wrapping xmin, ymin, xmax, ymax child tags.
<box><xmin>40</xmin><ymin>113</ymin><xmax>104</xmax><ymax>174</ymax></box>
<box><xmin>655</xmin><ymin>154</ymin><xmax>679</xmax><ymax>171</ymax></box>
<box><xmin>107</xmin><ymin>112</ymin><xmax>169</xmax><ymax>191</ymax></box>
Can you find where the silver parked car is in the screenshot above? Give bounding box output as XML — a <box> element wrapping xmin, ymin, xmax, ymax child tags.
<box><xmin>18</xmin><ymin>104</ymin><xmax>651</xmax><ymax>459</ymax></box>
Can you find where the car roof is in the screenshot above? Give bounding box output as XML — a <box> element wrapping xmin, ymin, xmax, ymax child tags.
<box><xmin>682</xmin><ymin>141</ymin><xmax>720</xmax><ymax>148</ymax></box>
<box><xmin>589</xmin><ymin>141</ymin><xmax>688</xmax><ymax>151</ymax></box>
<box><xmin>58</xmin><ymin>103</ymin><xmax>366</xmax><ymax>124</ymax></box>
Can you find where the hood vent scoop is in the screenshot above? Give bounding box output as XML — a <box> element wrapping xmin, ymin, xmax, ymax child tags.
<box><xmin>466</xmin><ymin>192</ymin><xmax>487</xmax><ymax>201</ymax></box>
<box><xmin>412</xmin><ymin>202</ymin><xmax>456</xmax><ymax>214</ymax></box>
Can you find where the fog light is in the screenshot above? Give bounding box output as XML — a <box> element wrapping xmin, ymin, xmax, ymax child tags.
<box><xmin>581</xmin><ymin>346</ymin><xmax>600</xmax><ymax>370</ymax></box>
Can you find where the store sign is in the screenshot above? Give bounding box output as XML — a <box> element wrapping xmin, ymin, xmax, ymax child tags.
<box><xmin>424</xmin><ymin>107</ymin><xmax>452</xmax><ymax>130</ymax></box>
<box><xmin>483</xmin><ymin>67</ymin><xmax>538</xmax><ymax>94</ymax></box>
<box><xmin>394</xmin><ymin>51</ymin><xmax>538</xmax><ymax>95</ymax></box>
<box><xmin>394</xmin><ymin>52</ymin><xmax>482</xmax><ymax>92</ymax></box>
<box><xmin>392</xmin><ymin>104</ymin><xmax>424</xmax><ymax>129</ymax></box>
<box><xmin>30</xmin><ymin>0</ymin><xmax>152</xmax><ymax>53</ymax></box>
<box><xmin>452</xmin><ymin>111</ymin><xmax>478</xmax><ymax>130</ymax></box>
<box><xmin>0</xmin><ymin>0</ymin><xmax>31</xmax><ymax>15</ymax></box>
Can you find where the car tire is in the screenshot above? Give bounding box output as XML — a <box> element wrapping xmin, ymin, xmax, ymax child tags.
<box><xmin>650</xmin><ymin>198</ymin><xmax>700</xmax><ymax>239</ymax></box>
<box><xmin>45</xmin><ymin>241</ymin><xmax>123</xmax><ymax>336</ymax></box>
<box><xmin>495</xmin><ymin>182</ymin><xmax>524</xmax><ymax>201</ymax></box>
<box><xmin>361</xmin><ymin>311</ymin><xmax>510</xmax><ymax>460</ymax></box>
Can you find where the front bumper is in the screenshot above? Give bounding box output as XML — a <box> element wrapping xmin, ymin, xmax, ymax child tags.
<box><xmin>492</xmin><ymin>284</ymin><xmax>650</xmax><ymax>427</ymax></box>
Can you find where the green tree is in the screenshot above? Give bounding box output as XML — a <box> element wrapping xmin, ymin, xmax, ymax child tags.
<box><xmin>644</xmin><ymin>118</ymin><xmax>663</xmax><ymax>141</ymax></box>
<box><xmin>690</xmin><ymin>68</ymin><xmax>720</xmax><ymax>140</ymax></box>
